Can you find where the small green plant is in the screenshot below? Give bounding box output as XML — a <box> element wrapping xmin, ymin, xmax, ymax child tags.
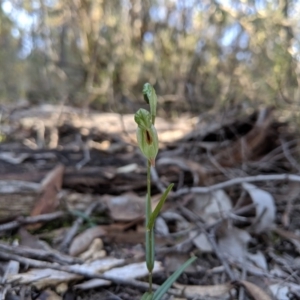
<box><xmin>135</xmin><ymin>83</ymin><xmax>197</xmax><ymax>300</ymax></box>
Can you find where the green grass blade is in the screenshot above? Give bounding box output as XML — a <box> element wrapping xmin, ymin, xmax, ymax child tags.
<box><xmin>147</xmin><ymin>183</ymin><xmax>174</xmax><ymax>230</ymax></box>
<box><xmin>70</xmin><ymin>210</ymin><xmax>96</xmax><ymax>227</ymax></box>
<box><xmin>141</xmin><ymin>292</ymin><xmax>153</xmax><ymax>300</ymax></box>
<box><xmin>153</xmin><ymin>256</ymin><xmax>197</xmax><ymax>300</ymax></box>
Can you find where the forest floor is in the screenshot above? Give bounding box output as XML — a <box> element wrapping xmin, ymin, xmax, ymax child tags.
<box><xmin>1</xmin><ymin>103</ymin><xmax>300</xmax><ymax>300</ymax></box>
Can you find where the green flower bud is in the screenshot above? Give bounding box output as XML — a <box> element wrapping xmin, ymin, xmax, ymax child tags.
<box><xmin>134</xmin><ymin>108</ymin><xmax>159</xmax><ymax>165</ymax></box>
<box><xmin>142</xmin><ymin>83</ymin><xmax>157</xmax><ymax>125</ymax></box>
<box><xmin>134</xmin><ymin>108</ymin><xmax>152</xmax><ymax>130</ymax></box>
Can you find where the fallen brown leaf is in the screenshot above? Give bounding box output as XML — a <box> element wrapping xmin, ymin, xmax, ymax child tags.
<box><xmin>36</xmin><ymin>289</ymin><xmax>62</xmax><ymax>300</ymax></box>
<box><xmin>69</xmin><ymin>226</ymin><xmax>107</xmax><ymax>256</ymax></box>
<box><xmin>28</xmin><ymin>164</ymin><xmax>65</xmax><ymax>230</ymax></box>
<box><xmin>19</xmin><ymin>227</ymin><xmax>48</xmax><ymax>250</ymax></box>
<box><xmin>105</xmin><ymin>193</ymin><xmax>145</xmax><ymax>221</ymax></box>
<box><xmin>173</xmin><ymin>282</ymin><xmax>232</xmax><ymax>298</ymax></box>
<box><xmin>216</xmin><ymin>107</ymin><xmax>274</xmax><ymax>167</ymax></box>
<box><xmin>238</xmin><ymin>280</ymin><xmax>273</xmax><ymax>300</ymax></box>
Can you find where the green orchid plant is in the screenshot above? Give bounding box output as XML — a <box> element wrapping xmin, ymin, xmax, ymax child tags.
<box><xmin>134</xmin><ymin>83</ymin><xmax>196</xmax><ymax>300</ymax></box>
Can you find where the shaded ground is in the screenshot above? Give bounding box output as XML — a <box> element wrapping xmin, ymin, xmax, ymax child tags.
<box><xmin>1</xmin><ymin>104</ymin><xmax>300</xmax><ymax>299</ymax></box>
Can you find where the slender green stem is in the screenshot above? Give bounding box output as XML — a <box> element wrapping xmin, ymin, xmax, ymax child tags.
<box><xmin>146</xmin><ymin>159</ymin><xmax>154</xmax><ymax>293</ymax></box>
<box><xmin>147</xmin><ymin>160</ymin><xmax>151</xmax><ymax>212</ymax></box>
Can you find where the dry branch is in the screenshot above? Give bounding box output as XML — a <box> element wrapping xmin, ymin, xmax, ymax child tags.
<box><xmin>175</xmin><ymin>174</ymin><xmax>300</xmax><ymax>196</ymax></box>
<box><xmin>0</xmin><ymin>251</ymin><xmax>183</xmax><ymax>298</ymax></box>
<box><xmin>0</xmin><ymin>211</ymin><xmax>65</xmax><ymax>232</ymax></box>
<box><xmin>0</xmin><ymin>242</ymin><xmax>81</xmax><ymax>265</ymax></box>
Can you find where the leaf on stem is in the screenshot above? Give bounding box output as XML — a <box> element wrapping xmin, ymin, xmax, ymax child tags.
<box><xmin>147</xmin><ymin>183</ymin><xmax>174</xmax><ymax>230</ymax></box>
<box><xmin>153</xmin><ymin>256</ymin><xmax>197</xmax><ymax>300</ymax></box>
<box><xmin>141</xmin><ymin>292</ymin><xmax>153</xmax><ymax>300</ymax></box>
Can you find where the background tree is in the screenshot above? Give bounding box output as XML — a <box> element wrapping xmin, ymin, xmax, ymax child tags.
<box><xmin>1</xmin><ymin>0</ymin><xmax>299</xmax><ymax>115</ymax></box>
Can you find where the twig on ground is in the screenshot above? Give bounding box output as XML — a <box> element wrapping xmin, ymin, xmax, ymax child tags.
<box><xmin>248</xmin><ymin>140</ymin><xmax>298</xmax><ymax>171</ymax></box>
<box><xmin>178</xmin><ymin>205</ymin><xmax>236</xmax><ymax>281</ymax></box>
<box><xmin>59</xmin><ymin>199</ymin><xmax>103</xmax><ymax>253</ymax></box>
<box><xmin>0</xmin><ymin>251</ymin><xmax>186</xmax><ymax>298</ymax></box>
<box><xmin>175</xmin><ymin>173</ymin><xmax>300</xmax><ymax>196</ymax></box>
<box><xmin>156</xmin><ymin>157</ymin><xmax>200</xmax><ymax>186</ymax></box>
<box><xmin>280</xmin><ymin>139</ymin><xmax>300</xmax><ymax>173</ymax></box>
<box><xmin>267</xmin><ymin>250</ymin><xmax>300</xmax><ymax>282</ymax></box>
<box><xmin>76</xmin><ymin>138</ymin><xmax>91</xmax><ymax>170</ymax></box>
<box><xmin>200</xmin><ymin>203</ymin><xmax>256</xmax><ymax>231</ymax></box>
<box><xmin>248</xmin><ymin>207</ymin><xmax>267</xmax><ymax>232</ymax></box>
<box><xmin>150</xmin><ymin>166</ymin><xmax>166</xmax><ymax>193</ymax></box>
<box><xmin>0</xmin><ymin>211</ymin><xmax>65</xmax><ymax>232</ymax></box>
<box><xmin>207</xmin><ymin>149</ymin><xmax>233</xmax><ymax>179</ymax></box>
<box><xmin>0</xmin><ymin>285</ymin><xmax>9</xmax><ymax>300</ymax></box>
<box><xmin>238</xmin><ymin>256</ymin><xmax>247</xmax><ymax>300</ymax></box>
<box><xmin>234</xmin><ymin>203</ymin><xmax>256</xmax><ymax>215</ymax></box>
<box><xmin>226</xmin><ymin>256</ymin><xmax>274</xmax><ymax>278</ymax></box>
<box><xmin>0</xmin><ymin>242</ymin><xmax>81</xmax><ymax>265</ymax></box>
<box><xmin>0</xmin><ymin>180</ymin><xmax>40</xmax><ymax>194</ymax></box>
<box><xmin>233</xmin><ymin>190</ymin><xmax>247</xmax><ymax>210</ymax></box>
<box><xmin>157</xmin><ymin>228</ymin><xmax>198</xmax><ymax>255</ymax></box>
<box><xmin>104</xmin><ymin>289</ymin><xmax>123</xmax><ymax>300</ymax></box>
<box><xmin>227</xmin><ymin>212</ymin><xmax>251</xmax><ymax>223</ymax></box>
<box><xmin>205</xmin><ymin>228</ymin><xmax>236</xmax><ymax>281</ymax></box>
<box><xmin>262</xmin><ymin>140</ymin><xmax>298</xmax><ymax>163</ymax></box>
<box><xmin>167</xmin><ymin>226</ymin><xmax>196</xmax><ymax>239</ymax></box>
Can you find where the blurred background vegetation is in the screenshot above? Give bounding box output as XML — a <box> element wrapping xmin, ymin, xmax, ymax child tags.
<box><xmin>1</xmin><ymin>0</ymin><xmax>299</xmax><ymax>116</ymax></box>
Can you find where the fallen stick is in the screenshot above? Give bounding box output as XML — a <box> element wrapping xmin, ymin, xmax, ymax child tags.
<box><xmin>0</xmin><ymin>211</ymin><xmax>65</xmax><ymax>232</ymax></box>
<box><xmin>0</xmin><ymin>242</ymin><xmax>81</xmax><ymax>265</ymax></box>
<box><xmin>0</xmin><ymin>251</ymin><xmax>182</xmax><ymax>297</ymax></box>
<box><xmin>59</xmin><ymin>199</ymin><xmax>103</xmax><ymax>253</ymax></box>
<box><xmin>175</xmin><ymin>173</ymin><xmax>300</xmax><ymax>196</ymax></box>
